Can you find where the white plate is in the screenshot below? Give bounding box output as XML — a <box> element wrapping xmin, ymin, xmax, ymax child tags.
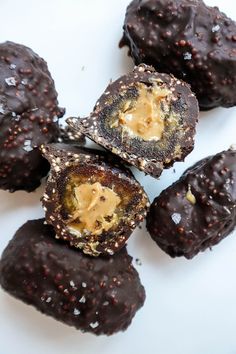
<box><xmin>1</xmin><ymin>1</ymin><xmax>236</xmax><ymax>353</ymax></box>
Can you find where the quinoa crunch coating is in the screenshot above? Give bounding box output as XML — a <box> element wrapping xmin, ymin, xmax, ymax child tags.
<box><xmin>147</xmin><ymin>149</ymin><xmax>236</xmax><ymax>259</ymax></box>
<box><xmin>0</xmin><ymin>219</ymin><xmax>145</xmax><ymax>335</ymax></box>
<box><xmin>0</xmin><ymin>41</ymin><xmax>64</xmax><ymax>192</ymax></box>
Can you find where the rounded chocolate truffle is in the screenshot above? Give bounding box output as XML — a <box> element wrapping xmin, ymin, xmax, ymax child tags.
<box><xmin>147</xmin><ymin>149</ymin><xmax>236</xmax><ymax>259</ymax></box>
<box><xmin>68</xmin><ymin>64</ymin><xmax>198</xmax><ymax>179</ymax></box>
<box><xmin>0</xmin><ymin>219</ymin><xmax>145</xmax><ymax>335</ymax></box>
<box><xmin>120</xmin><ymin>0</ymin><xmax>236</xmax><ymax>110</ymax></box>
<box><xmin>41</xmin><ymin>143</ymin><xmax>149</xmax><ymax>257</ymax></box>
<box><xmin>0</xmin><ymin>41</ymin><xmax>64</xmax><ymax>192</ymax></box>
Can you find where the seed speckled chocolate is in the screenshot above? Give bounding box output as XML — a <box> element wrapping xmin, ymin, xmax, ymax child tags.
<box><xmin>58</xmin><ymin>123</ymin><xmax>85</xmax><ymax>145</ymax></box>
<box><xmin>147</xmin><ymin>149</ymin><xmax>236</xmax><ymax>259</ymax></box>
<box><xmin>68</xmin><ymin>64</ymin><xmax>198</xmax><ymax>179</ymax></box>
<box><xmin>41</xmin><ymin>143</ymin><xmax>149</xmax><ymax>257</ymax></box>
<box><xmin>0</xmin><ymin>219</ymin><xmax>145</xmax><ymax>335</ymax></box>
<box><xmin>0</xmin><ymin>41</ymin><xmax>64</xmax><ymax>192</ymax></box>
<box><xmin>120</xmin><ymin>0</ymin><xmax>236</xmax><ymax>110</ymax></box>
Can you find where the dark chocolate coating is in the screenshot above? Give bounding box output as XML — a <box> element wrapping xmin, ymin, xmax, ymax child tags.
<box><xmin>0</xmin><ymin>41</ymin><xmax>64</xmax><ymax>192</ymax></box>
<box><xmin>67</xmin><ymin>64</ymin><xmax>198</xmax><ymax>179</ymax></box>
<box><xmin>0</xmin><ymin>219</ymin><xmax>145</xmax><ymax>335</ymax></box>
<box><xmin>41</xmin><ymin>143</ymin><xmax>149</xmax><ymax>256</ymax></box>
<box><xmin>147</xmin><ymin>149</ymin><xmax>236</xmax><ymax>259</ymax></box>
<box><xmin>120</xmin><ymin>0</ymin><xmax>236</xmax><ymax>110</ymax></box>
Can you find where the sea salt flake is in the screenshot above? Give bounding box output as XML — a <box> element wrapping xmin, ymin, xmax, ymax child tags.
<box><xmin>5</xmin><ymin>77</ymin><xmax>17</xmax><ymax>86</ymax></box>
<box><xmin>53</xmin><ymin>115</ymin><xmax>58</xmax><ymax>122</ymax></box>
<box><xmin>184</xmin><ymin>52</ymin><xmax>192</xmax><ymax>60</ymax></box>
<box><xmin>103</xmin><ymin>301</ymin><xmax>109</xmax><ymax>306</ymax></box>
<box><xmin>82</xmin><ymin>282</ymin><xmax>87</xmax><ymax>288</ymax></box>
<box><xmin>223</xmin><ymin>206</ymin><xmax>231</xmax><ymax>215</ymax></box>
<box><xmin>0</xmin><ymin>104</ymin><xmax>5</xmax><ymax>114</ymax></box>
<box><xmin>21</xmin><ymin>79</ymin><xmax>28</xmax><ymax>85</ymax></box>
<box><xmin>89</xmin><ymin>321</ymin><xmax>99</xmax><ymax>329</ymax></box>
<box><xmin>212</xmin><ymin>25</ymin><xmax>220</xmax><ymax>33</ymax></box>
<box><xmin>10</xmin><ymin>64</ymin><xmax>16</xmax><ymax>69</ymax></box>
<box><xmin>23</xmin><ymin>139</ymin><xmax>33</xmax><ymax>152</ymax></box>
<box><xmin>14</xmin><ymin>115</ymin><xmax>21</xmax><ymax>121</ymax></box>
<box><xmin>70</xmin><ymin>280</ymin><xmax>75</xmax><ymax>287</ymax></box>
<box><xmin>73</xmin><ymin>308</ymin><xmax>81</xmax><ymax>316</ymax></box>
<box><xmin>79</xmin><ymin>295</ymin><xmax>86</xmax><ymax>303</ymax></box>
<box><xmin>171</xmin><ymin>213</ymin><xmax>182</xmax><ymax>224</ymax></box>
<box><xmin>46</xmin><ymin>297</ymin><xmax>52</xmax><ymax>303</ymax></box>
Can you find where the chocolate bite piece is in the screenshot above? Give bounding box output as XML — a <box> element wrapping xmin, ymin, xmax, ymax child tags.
<box><xmin>41</xmin><ymin>143</ymin><xmax>149</xmax><ymax>257</ymax></box>
<box><xmin>0</xmin><ymin>41</ymin><xmax>64</xmax><ymax>192</ymax></box>
<box><xmin>0</xmin><ymin>219</ymin><xmax>145</xmax><ymax>335</ymax></box>
<box><xmin>147</xmin><ymin>149</ymin><xmax>236</xmax><ymax>259</ymax></box>
<box><xmin>120</xmin><ymin>0</ymin><xmax>236</xmax><ymax>110</ymax></box>
<box><xmin>68</xmin><ymin>64</ymin><xmax>198</xmax><ymax>179</ymax></box>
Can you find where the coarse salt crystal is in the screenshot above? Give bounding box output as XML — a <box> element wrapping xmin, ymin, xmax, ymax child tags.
<box><xmin>184</xmin><ymin>52</ymin><xmax>192</xmax><ymax>60</ymax></box>
<box><xmin>89</xmin><ymin>321</ymin><xmax>99</xmax><ymax>329</ymax></box>
<box><xmin>223</xmin><ymin>206</ymin><xmax>231</xmax><ymax>215</ymax></box>
<box><xmin>79</xmin><ymin>295</ymin><xmax>86</xmax><ymax>303</ymax></box>
<box><xmin>73</xmin><ymin>308</ymin><xmax>81</xmax><ymax>316</ymax></box>
<box><xmin>5</xmin><ymin>77</ymin><xmax>17</xmax><ymax>86</ymax></box>
<box><xmin>171</xmin><ymin>213</ymin><xmax>182</xmax><ymax>225</ymax></box>
<box><xmin>23</xmin><ymin>139</ymin><xmax>33</xmax><ymax>152</ymax></box>
<box><xmin>212</xmin><ymin>25</ymin><xmax>220</xmax><ymax>33</ymax></box>
<box><xmin>21</xmin><ymin>79</ymin><xmax>28</xmax><ymax>85</ymax></box>
<box><xmin>0</xmin><ymin>104</ymin><xmax>5</xmax><ymax>114</ymax></box>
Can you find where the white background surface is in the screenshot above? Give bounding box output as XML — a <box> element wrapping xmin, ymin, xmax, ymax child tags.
<box><xmin>0</xmin><ymin>0</ymin><xmax>236</xmax><ymax>353</ymax></box>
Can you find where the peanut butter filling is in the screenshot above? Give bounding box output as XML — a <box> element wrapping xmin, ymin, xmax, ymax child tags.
<box><xmin>118</xmin><ymin>83</ymin><xmax>171</xmax><ymax>141</ymax></box>
<box><xmin>68</xmin><ymin>182</ymin><xmax>121</xmax><ymax>236</ymax></box>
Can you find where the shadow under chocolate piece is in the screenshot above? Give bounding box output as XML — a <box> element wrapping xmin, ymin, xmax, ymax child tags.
<box><xmin>0</xmin><ymin>41</ymin><xmax>64</xmax><ymax>192</ymax></box>
<box><xmin>41</xmin><ymin>143</ymin><xmax>149</xmax><ymax>257</ymax></box>
<box><xmin>120</xmin><ymin>0</ymin><xmax>236</xmax><ymax>110</ymax></box>
<box><xmin>0</xmin><ymin>219</ymin><xmax>145</xmax><ymax>335</ymax></box>
<box><xmin>67</xmin><ymin>65</ymin><xmax>198</xmax><ymax>179</ymax></box>
<box><xmin>147</xmin><ymin>149</ymin><xmax>236</xmax><ymax>259</ymax></box>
